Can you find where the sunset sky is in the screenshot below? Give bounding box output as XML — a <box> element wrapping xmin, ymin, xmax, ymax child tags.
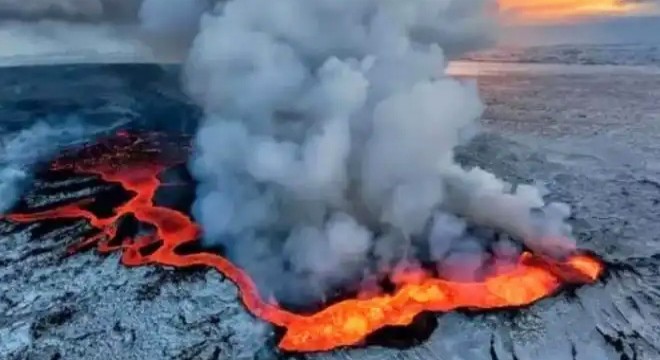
<box><xmin>499</xmin><ymin>0</ymin><xmax>657</xmax><ymax>23</ymax></box>
<box><xmin>496</xmin><ymin>0</ymin><xmax>660</xmax><ymax>45</ymax></box>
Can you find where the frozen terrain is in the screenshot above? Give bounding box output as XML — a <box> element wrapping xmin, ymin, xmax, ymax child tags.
<box><xmin>464</xmin><ymin>44</ymin><xmax>660</xmax><ymax>67</ymax></box>
<box><xmin>1</xmin><ymin>59</ymin><xmax>659</xmax><ymax>360</ymax></box>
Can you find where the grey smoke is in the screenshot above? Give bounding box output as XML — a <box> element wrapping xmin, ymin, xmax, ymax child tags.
<box><xmin>138</xmin><ymin>0</ymin><xmax>212</xmax><ymax>57</ymax></box>
<box><xmin>147</xmin><ymin>0</ymin><xmax>578</xmax><ymax>306</ymax></box>
<box><xmin>0</xmin><ymin>119</ymin><xmax>93</xmax><ymax>214</ymax></box>
<box><xmin>0</xmin><ymin>0</ymin><xmax>580</xmax><ymax>307</ymax></box>
<box><xmin>0</xmin><ymin>0</ymin><xmax>141</xmax><ymax>22</ymax></box>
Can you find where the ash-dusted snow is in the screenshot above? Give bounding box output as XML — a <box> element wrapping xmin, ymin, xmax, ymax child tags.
<box><xmin>1</xmin><ymin>63</ymin><xmax>659</xmax><ymax>360</ymax></box>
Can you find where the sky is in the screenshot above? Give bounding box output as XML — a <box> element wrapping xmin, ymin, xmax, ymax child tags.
<box><xmin>0</xmin><ymin>0</ymin><xmax>658</xmax><ymax>66</ymax></box>
<box><xmin>499</xmin><ymin>0</ymin><xmax>659</xmax><ymax>23</ymax></box>
<box><xmin>497</xmin><ymin>0</ymin><xmax>660</xmax><ymax>45</ymax></box>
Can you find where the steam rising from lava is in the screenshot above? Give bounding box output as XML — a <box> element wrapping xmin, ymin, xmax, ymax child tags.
<box><xmin>1</xmin><ymin>132</ymin><xmax>604</xmax><ymax>352</ymax></box>
<box><xmin>0</xmin><ymin>0</ymin><xmax>585</xmax><ymax>311</ymax></box>
<box><xmin>0</xmin><ymin>0</ymin><xmax>609</xmax><ymax>353</ymax></box>
<box><xmin>0</xmin><ymin>120</ymin><xmax>92</xmax><ymax>213</ymax></box>
<box><xmin>139</xmin><ymin>0</ymin><xmax>579</xmax><ymax>306</ymax></box>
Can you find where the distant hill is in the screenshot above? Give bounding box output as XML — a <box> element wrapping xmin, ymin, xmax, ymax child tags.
<box><xmin>500</xmin><ymin>15</ymin><xmax>660</xmax><ymax>46</ymax></box>
<box><xmin>463</xmin><ymin>43</ymin><xmax>660</xmax><ymax>67</ymax></box>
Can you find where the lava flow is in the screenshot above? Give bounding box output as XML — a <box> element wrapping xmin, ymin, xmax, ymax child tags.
<box><xmin>2</xmin><ymin>132</ymin><xmax>604</xmax><ymax>352</ymax></box>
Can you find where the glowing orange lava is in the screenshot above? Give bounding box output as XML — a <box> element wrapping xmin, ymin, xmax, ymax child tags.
<box><xmin>2</xmin><ymin>132</ymin><xmax>604</xmax><ymax>352</ymax></box>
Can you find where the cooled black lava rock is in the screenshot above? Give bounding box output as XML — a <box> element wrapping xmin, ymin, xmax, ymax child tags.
<box><xmin>365</xmin><ymin>312</ymin><xmax>438</xmax><ymax>349</ymax></box>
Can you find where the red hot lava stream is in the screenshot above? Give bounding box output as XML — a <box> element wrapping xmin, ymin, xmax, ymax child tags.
<box><xmin>3</xmin><ymin>132</ymin><xmax>604</xmax><ymax>352</ymax></box>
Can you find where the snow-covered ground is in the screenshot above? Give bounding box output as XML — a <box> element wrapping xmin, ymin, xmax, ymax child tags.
<box><xmin>464</xmin><ymin>43</ymin><xmax>660</xmax><ymax>67</ymax></box>
<box><xmin>1</xmin><ymin>60</ymin><xmax>659</xmax><ymax>359</ymax></box>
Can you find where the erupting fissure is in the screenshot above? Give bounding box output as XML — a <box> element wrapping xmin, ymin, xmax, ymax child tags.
<box><xmin>3</xmin><ymin>132</ymin><xmax>604</xmax><ymax>352</ymax></box>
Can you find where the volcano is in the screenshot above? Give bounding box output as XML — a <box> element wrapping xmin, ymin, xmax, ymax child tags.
<box><xmin>2</xmin><ymin>131</ymin><xmax>604</xmax><ymax>353</ymax></box>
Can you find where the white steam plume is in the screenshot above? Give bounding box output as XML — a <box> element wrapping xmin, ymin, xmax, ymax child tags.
<box><xmin>0</xmin><ymin>120</ymin><xmax>93</xmax><ymax>214</ymax></box>
<box><xmin>146</xmin><ymin>0</ymin><xmax>573</xmax><ymax>305</ymax></box>
<box><xmin>180</xmin><ymin>0</ymin><xmax>573</xmax><ymax>304</ymax></box>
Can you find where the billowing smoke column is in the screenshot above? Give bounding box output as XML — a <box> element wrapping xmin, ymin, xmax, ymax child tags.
<box><xmin>0</xmin><ymin>0</ymin><xmax>579</xmax><ymax>307</ymax></box>
<box><xmin>163</xmin><ymin>0</ymin><xmax>577</xmax><ymax>306</ymax></box>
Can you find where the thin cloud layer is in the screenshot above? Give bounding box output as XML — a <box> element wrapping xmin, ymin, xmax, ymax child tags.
<box><xmin>0</xmin><ymin>0</ymin><xmax>211</xmax><ymax>65</ymax></box>
<box><xmin>0</xmin><ymin>0</ymin><xmax>141</xmax><ymax>22</ymax></box>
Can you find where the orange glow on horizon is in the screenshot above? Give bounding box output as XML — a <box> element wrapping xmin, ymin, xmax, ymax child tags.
<box><xmin>499</xmin><ymin>0</ymin><xmax>648</xmax><ymax>23</ymax></box>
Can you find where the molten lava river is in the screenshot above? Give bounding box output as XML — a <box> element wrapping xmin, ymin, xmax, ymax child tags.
<box><xmin>3</xmin><ymin>132</ymin><xmax>604</xmax><ymax>353</ymax></box>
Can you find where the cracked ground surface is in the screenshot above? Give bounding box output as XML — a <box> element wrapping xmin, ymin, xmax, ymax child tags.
<box><xmin>1</xmin><ymin>63</ymin><xmax>659</xmax><ymax>360</ymax></box>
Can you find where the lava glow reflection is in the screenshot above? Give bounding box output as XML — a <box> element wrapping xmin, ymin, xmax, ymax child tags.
<box><xmin>2</xmin><ymin>132</ymin><xmax>604</xmax><ymax>352</ymax></box>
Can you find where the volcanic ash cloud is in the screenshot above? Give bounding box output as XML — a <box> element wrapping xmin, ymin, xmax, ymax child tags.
<box><xmin>153</xmin><ymin>0</ymin><xmax>577</xmax><ymax>304</ymax></box>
